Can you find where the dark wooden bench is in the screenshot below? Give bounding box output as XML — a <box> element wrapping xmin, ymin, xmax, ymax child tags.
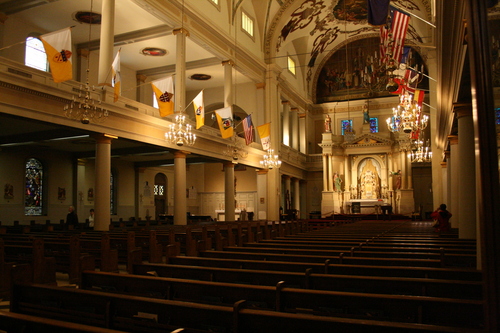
<box><xmin>132</xmin><ymin>262</ymin><xmax>482</xmax><ymax>299</ymax></box>
<box><xmin>79</xmin><ymin>233</ymin><xmax>119</xmax><ymax>272</ymax></box>
<box><xmin>0</xmin><ymin>311</ymin><xmax>127</xmax><ymax>333</ymax></box>
<box><xmin>11</xmin><ymin>283</ymin><xmax>484</xmax><ymax>333</ymax></box>
<box><xmin>165</xmin><ymin>256</ymin><xmax>482</xmax><ymax>280</ymax></box>
<box><xmin>79</xmin><ymin>270</ymin><xmax>483</xmax><ymax>328</ymax></box>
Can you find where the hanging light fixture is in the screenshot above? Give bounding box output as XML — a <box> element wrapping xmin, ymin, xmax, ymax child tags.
<box><xmin>165</xmin><ymin>113</ymin><xmax>196</xmax><ymax>146</ymax></box>
<box><xmin>409</xmin><ymin>139</ymin><xmax>432</xmax><ymax>163</ymax></box>
<box><xmin>386</xmin><ymin>92</ymin><xmax>428</xmax><ymax>135</ymax></box>
<box><xmin>223</xmin><ymin>135</ymin><xmax>247</xmax><ymax>162</ymax></box>
<box><xmin>63</xmin><ymin>0</ymin><xmax>108</xmax><ymax>124</ymax></box>
<box><xmin>260</xmin><ymin>149</ymin><xmax>282</xmax><ymax>169</ymax></box>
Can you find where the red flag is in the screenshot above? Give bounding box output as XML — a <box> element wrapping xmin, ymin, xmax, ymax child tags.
<box><xmin>242</xmin><ymin>115</ymin><xmax>254</xmax><ymax>145</ymax></box>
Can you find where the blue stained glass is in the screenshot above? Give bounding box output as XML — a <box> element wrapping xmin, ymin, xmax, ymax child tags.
<box><xmin>369</xmin><ymin>117</ymin><xmax>378</xmax><ymax>133</ymax></box>
<box><xmin>341</xmin><ymin>120</ymin><xmax>353</xmax><ymax>135</ymax></box>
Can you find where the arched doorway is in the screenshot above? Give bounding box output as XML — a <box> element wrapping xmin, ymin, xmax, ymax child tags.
<box><xmin>154</xmin><ymin>173</ymin><xmax>167</xmax><ymax>220</ymax></box>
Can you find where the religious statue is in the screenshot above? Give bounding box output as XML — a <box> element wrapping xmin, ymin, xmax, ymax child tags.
<box><xmin>363</xmin><ymin>100</ymin><xmax>370</xmax><ymax>124</ymax></box>
<box><xmin>334</xmin><ymin>172</ymin><xmax>342</xmax><ymax>192</ymax></box>
<box><xmin>324</xmin><ymin>114</ymin><xmax>332</xmax><ymax>132</ymax></box>
<box><xmin>390</xmin><ymin>170</ymin><xmax>402</xmax><ymax>190</ymax></box>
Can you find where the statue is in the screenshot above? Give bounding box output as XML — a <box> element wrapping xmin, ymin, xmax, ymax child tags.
<box><xmin>324</xmin><ymin>114</ymin><xmax>332</xmax><ymax>132</ymax></box>
<box><xmin>363</xmin><ymin>100</ymin><xmax>370</xmax><ymax>124</ymax></box>
<box><xmin>390</xmin><ymin>170</ymin><xmax>402</xmax><ymax>190</ymax></box>
<box><xmin>334</xmin><ymin>172</ymin><xmax>342</xmax><ymax>192</ymax></box>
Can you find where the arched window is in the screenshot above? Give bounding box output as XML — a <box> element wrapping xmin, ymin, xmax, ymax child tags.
<box><xmin>25</xmin><ymin>36</ymin><xmax>47</xmax><ymax>71</ymax></box>
<box><xmin>25</xmin><ymin>158</ymin><xmax>43</xmax><ymax>216</ymax></box>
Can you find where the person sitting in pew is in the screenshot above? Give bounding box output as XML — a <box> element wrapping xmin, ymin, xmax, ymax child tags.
<box><xmin>431</xmin><ymin>204</ymin><xmax>452</xmax><ymax>233</ymax></box>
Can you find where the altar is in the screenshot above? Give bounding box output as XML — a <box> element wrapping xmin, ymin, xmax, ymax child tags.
<box><xmin>347</xmin><ymin>199</ymin><xmax>385</xmax><ymax>214</ymax></box>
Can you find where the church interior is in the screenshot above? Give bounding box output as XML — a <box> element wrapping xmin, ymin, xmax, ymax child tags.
<box><xmin>0</xmin><ymin>0</ymin><xmax>499</xmax><ymax>331</ymax></box>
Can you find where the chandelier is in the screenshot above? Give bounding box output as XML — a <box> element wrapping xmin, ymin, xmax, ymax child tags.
<box><xmin>409</xmin><ymin>139</ymin><xmax>432</xmax><ymax>163</ymax></box>
<box><xmin>386</xmin><ymin>93</ymin><xmax>428</xmax><ymax>135</ymax></box>
<box><xmin>165</xmin><ymin>113</ymin><xmax>196</xmax><ymax>146</ymax></box>
<box><xmin>260</xmin><ymin>149</ymin><xmax>282</xmax><ymax>169</ymax></box>
<box><xmin>63</xmin><ymin>1</ymin><xmax>108</xmax><ymax>124</ymax></box>
<box><xmin>64</xmin><ymin>73</ymin><xmax>109</xmax><ymax>124</ymax></box>
<box><xmin>223</xmin><ymin>135</ymin><xmax>247</xmax><ymax>162</ymax></box>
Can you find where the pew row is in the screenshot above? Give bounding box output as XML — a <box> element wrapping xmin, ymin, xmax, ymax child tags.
<box><xmin>11</xmin><ymin>283</ymin><xmax>484</xmax><ymax>333</ymax></box>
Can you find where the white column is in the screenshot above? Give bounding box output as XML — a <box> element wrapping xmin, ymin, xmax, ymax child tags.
<box><xmin>224</xmin><ymin>162</ymin><xmax>236</xmax><ymax>221</ymax></box>
<box><xmin>174</xmin><ymin>28</ymin><xmax>188</xmax><ymax>113</ymax></box>
<box><xmin>328</xmin><ymin>154</ymin><xmax>334</xmax><ymax>192</ymax></box>
<box><xmin>455</xmin><ymin>104</ymin><xmax>476</xmax><ymax>239</ymax></box>
<box><xmin>298</xmin><ymin>112</ymin><xmax>307</xmax><ymax>153</ymax></box>
<box><xmin>291</xmin><ymin>107</ymin><xmax>299</xmax><ymax>150</ymax></box>
<box><xmin>282</xmin><ymin>101</ymin><xmax>290</xmax><ymax>146</ymax></box>
<box><xmin>293</xmin><ymin>178</ymin><xmax>300</xmax><ymax>212</ymax></box>
<box><xmin>448</xmin><ymin>135</ymin><xmax>459</xmax><ymax>228</ymax></box>
<box><xmin>174</xmin><ymin>151</ymin><xmax>188</xmax><ymax>225</ymax></box>
<box><xmin>222</xmin><ymin>60</ymin><xmax>234</xmax><ymax>108</ymax></box>
<box><xmin>76</xmin><ymin>159</ymin><xmax>86</xmax><ymax>223</ymax></box>
<box><xmin>322</xmin><ymin>154</ymin><xmax>328</xmax><ymax>191</ymax></box>
<box><xmin>284</xmin><ymin>175</ymin><xmax>291</xmax><ymax>211</ymax></box>
<box><xmin>94</xmin><ymin>134</ymin><xmax>112</xmax><ymax>231</ymax></box>
<box><xmin>98</xmin><ymin>0</ymin><xmax>115</xmax><ymax>85</ymax></box>
<box><xmin>257</xmin><ymin>170</ymin><xmax>268</xmax><ymax>220</ymax></box>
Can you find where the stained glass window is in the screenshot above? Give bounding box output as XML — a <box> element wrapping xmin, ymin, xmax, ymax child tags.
<box><xmin>154</xmin><ymin>185</ymin><xmax>164</xmax><ymax>196</ymax></box>
<box><xmin>341</xmin><ymin>120</ymin><xmax>353</xmax><ymax>135</ymax></box>
<box><xmin>110</xmin><ymin>171</ymin><xmax>115</xmax><ymax>215</ymax></box>
<box><xmin>25</xmin><ymin>158</ymin><xmax>43</xmax><ymax>216</ymax></box>
<box><xmin>369</xmin><ymin>117</ymin><xmax>379</xmax><ymax>133</ymax></box>
<box><xmin>495</xmin><ymin>108</ymin><xmax>500</xmax><ymax>125</ymax></box>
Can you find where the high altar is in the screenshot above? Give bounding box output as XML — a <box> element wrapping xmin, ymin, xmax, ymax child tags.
<box><xmin>319</xmin><ymin>124</ymin><xmax>415</xmax><ymax>216</ymax></box>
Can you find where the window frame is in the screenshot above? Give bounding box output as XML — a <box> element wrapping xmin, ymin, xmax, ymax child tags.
<box><xmin>241</xmin><ymin>9</ymin><xmax>255</xmax><ymax>40</ymax></box>
<box><xmin>287</xmin><ymin>55</ymin><xmax>296</xmax><ymax>76</ymax></box>
<box><xmin>25</xmin><ymin>36</ymin><xmax>48</xmax><ymax>72</ymax></box>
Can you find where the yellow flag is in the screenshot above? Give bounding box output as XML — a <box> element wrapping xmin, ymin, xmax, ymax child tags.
<box><xmin>257</xmin><ymin>122</ymin><xmax>271</xmax><ymax>150</ymax></box>
<box><xmin>215</xmin><ymin>106</ymin><xmax>233</xmax><ymax>139</ymax></box>
<box><xmin>40</xmin><ymin>27</ymin><xmax>73</xmax><ymax>83</ymax></box>
<box><xmin>151</xmin><ymin>76</ymin><xmax>174</xmax><ymax>117</ymax></box>
<box><xmin>111</xmin><ymin>51</ymin><xmax>121</xmax><ymax>102</ymax></box>
<box><xmin>193</xmin><ymin>90</ymin><xmax>204</xmax><ymax>129</ymax></box>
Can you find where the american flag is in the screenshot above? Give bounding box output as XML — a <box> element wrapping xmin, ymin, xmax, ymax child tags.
<box><xmin>242</xmin><ymin>115</ymin><xmax>254</xmax><ymax>145</ymax></box>
<box><xmin>380</xmin><ymin>8</ymin><xmax>410</xmax><ymax>63</ymax></box>
<box><xmin>391</xmin><ymin>9</ymin><xmax>410</xmax><ymax>62</ymax></box>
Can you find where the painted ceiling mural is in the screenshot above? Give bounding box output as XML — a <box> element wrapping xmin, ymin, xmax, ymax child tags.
<box><xmin>273</xmin><ymin>0</ymin><xmax>431</xmax><ymax>103</ymax></box>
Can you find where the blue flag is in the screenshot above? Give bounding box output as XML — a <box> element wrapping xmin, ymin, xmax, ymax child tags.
<box><xmin>368</xmin><ymin>0</ymin><xmax>390</xmax><ymax>26</ymax></box>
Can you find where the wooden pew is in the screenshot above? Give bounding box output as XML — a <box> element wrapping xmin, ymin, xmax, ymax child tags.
<box><xmin>165</xmin><ymin>256</ymin><xmax>482</xmax><ymax>281</ymax></box>
<box><xmin>79</xmin><ymin>233</ymin><xmax>119</xmax><ymax>272</ymax></box>
<box><xmin>11</xmin><ymin>283</ymin><xmax>484</xmax><ymax>333</ymax></box>
<box><xmin>132</xmin><ymin>262</ymin><xmax>482</xmax><ymax>299</ymax></box>
<box><xmin>199</xmin><ymin>249</ymin><xmax>444</xmax><ymax>267</ymax></box>
<box><xmin>2</xmin><ymin>238</ymin><xmax>56</xmax><ymax>285</ymax></box>
<box><xmin>79</xmin><ymin>270</ymin><xmax>483</xmax><ymax>328</ymax></box>
<box><xmin>226</xmin><ymin>244</ymin><xmax>476</xmax><ymax>267</ymax></box>
<box><xmin>0</xmin><ymin>312</ymin><xmax>127</xmax><ymax>333</ymax></box>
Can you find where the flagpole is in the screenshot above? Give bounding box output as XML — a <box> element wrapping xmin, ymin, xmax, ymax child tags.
<box><xmin>407</xmin><ymin>65</ymin><xmax>437</xmax><ymax>82</ymax></box>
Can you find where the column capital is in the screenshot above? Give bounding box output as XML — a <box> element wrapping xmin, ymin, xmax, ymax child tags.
<box><xmin>257</xmin><ymin>169</ymin><xmax>268</xmax><ymax>175</ymax></box>
<box><xmin>453</xmin><ymin>103</ymin><xmax>473</xmax><ymax>119</ymax></box>
<box><xmin>173</xmin><ymin>27</ymin><xmax>190</xmax><ymax>36</ymax></box>
<box><xmin>92</xmin><ymin>133</ymin><xmax>116</xmax><ymax>144</ymax></box>
<box><xmin>290</xmin><ymin>107</ymin><xmax>298</xmax><ymax>112</ymax></box>
<box><xmin>136</xmin><ymin>74</ymin><xmax>147</xmax><ymax>83</ymax></box>
<box><xmin>282</xmin><ymin>175</ymin><xmax>291</xmax><ymax>180</ymax></box>
<box><xmin>221</xmin><ymin>60</ymin><xmax>234</xmax><ymax>66</ymax></box>
<box><xmin>298</xmin><ymin>112</ymin><xmax>306</xmax><ymax>119</ymax></box>
<box><xmin>77</xmin><ymin>158</ymin><xmax>86</xmax><ymax>166</ymax></box>
<box><xmin>281</xmin><ymin>100</ymin><xmax>290</xmax><ymax>105</ymax></box>
<box><xmin>223</xmin><ymin>161</ymin><xmax>235</xmax><ymax>168</ymax></box>
<box><xmin>174</xmin><ymin>150</ymin><xmax>189</xmax><ymax>159</ymax></box>
<box><xmin>256</xmin><ymin>82</ymin><xmax>265</xmax><ymax>89</ymax></box>
<box><xmin>447</xmin><ymin>135</ymin><xmax>459</xmax><ymax>145</ymax></box>
<box><xmin>440</xmin><ymin>161</ymin><xmax>447</xmax><ymax>168</ymax></box>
